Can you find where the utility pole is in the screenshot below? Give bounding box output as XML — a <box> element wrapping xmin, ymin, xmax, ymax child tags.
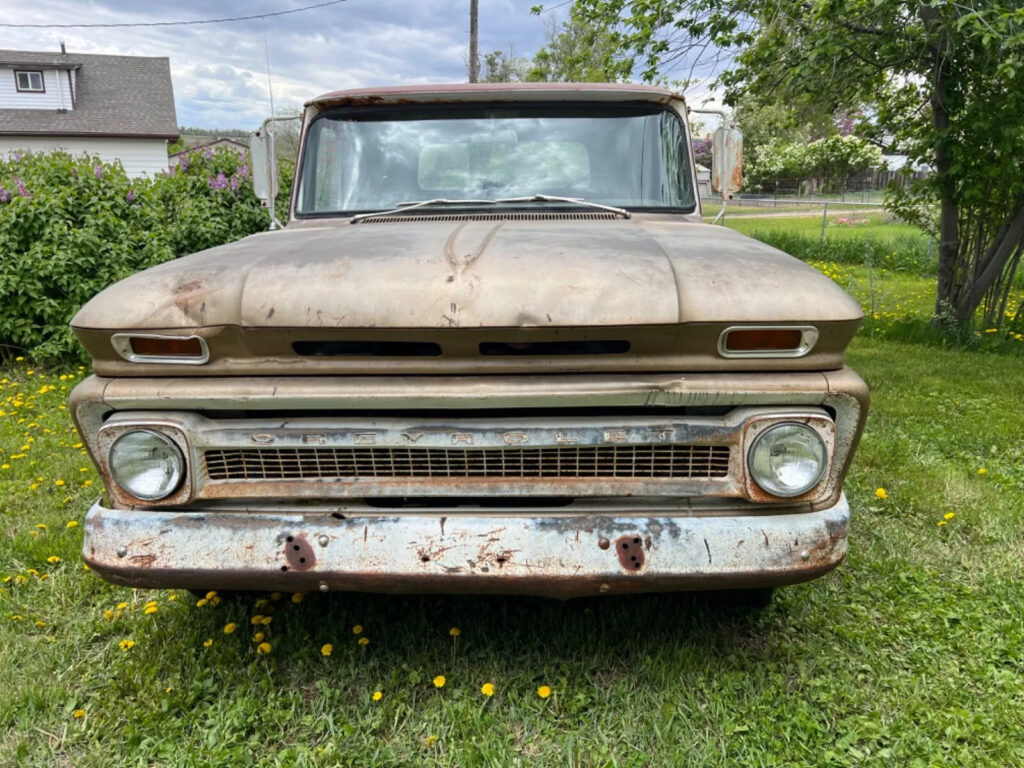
<box><xmin>469</xmin><ymin>0</ymin><xmax>479</xmax><ymax>82</ymax></box>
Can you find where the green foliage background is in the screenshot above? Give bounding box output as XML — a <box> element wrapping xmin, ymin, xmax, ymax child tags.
<box><xmin>0</xmin><ymin>149</ymin><xmax>293</xmax><ymax>363</ymax></box>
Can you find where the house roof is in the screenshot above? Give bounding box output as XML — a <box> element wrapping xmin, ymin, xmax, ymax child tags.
<box><xmin>169</xmin><ymin>137</ymin><xmax>249</xmax><ymax>158</ymax></box>
<box><xmin>0</xmin><ymin>49</ymin><xmax>178</xmax><ymax>139</ymax></box>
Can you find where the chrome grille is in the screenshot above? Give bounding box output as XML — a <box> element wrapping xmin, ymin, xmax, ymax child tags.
<box><xmin>204</xmin><ymin>444</ymin><xmax>730</xmax><ymax>481</ymax></box>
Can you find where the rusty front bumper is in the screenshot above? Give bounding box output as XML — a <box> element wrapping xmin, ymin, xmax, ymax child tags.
<box><xmin>83</xmin><ymin>495</ymin><xmax>849</xmax><ymax>598</ymax></box>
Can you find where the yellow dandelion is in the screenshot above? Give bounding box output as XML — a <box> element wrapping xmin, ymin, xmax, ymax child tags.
<box><xmin>83</xmin><ymin>480</ymin><xmax>92</xmax><ymax>488</ymax></box>
<box><xmin>257</xmin><ymin>642</ymin><xmax>272</xmax><ymax>655</ymax></box>
<box><xmin>250</xmin><ymin>614</ymin><xmax>265</xmax><ymax>624</ymax></box>
<box><xmin>943</xmin><ymin>512</ymin><xmax>956</xmax><ymax>521</ymax></box>
<box><xmin>196</xmin><ymin>598</ymin><xmax>208</xmax><ymax>607</ymax></box>
<box><xmin>116</xmin><ymin>602</ymin><xmax>128</xmax><ymax>610</ymax></box>
<box><xmin>66</xmin><ymin>520</ymin><xmax>78</xmax><ymax>528</ymax></box>
<box><xmin>321</xmin><ymin>643</ymin><xmax>333</xmax><ymax>657</ymax></box>
<box><xmin>168</xmin><ymin>593</ymin><xmax>177</xmax><ymax>601</ymax></box>
<box><xmin>104</xmin><ymin>609</ymin><xmax>113</xmax><ymax>621</ymax></box>
<box><xmin>481</xmin><ymin>682</ymin><xmax>495</xmax><ymax>697</ymax></box>
<box><xmin>54</xmin><ymin>479</ymin><xmax>65</xmax><ymax>487</ymax></box>
<box><xmin>15</xmin><ymin>356</ymin><xmax>23</xmax><ymax>361</ymax></box>
<box><xmin>203</xmin><ymin>638</ymin><xmax>214</xmax><ymax>647</ymax></box>
<box><xmin>165</xmin><ymin>687</ymin><xmax>173</xmax><ymax>694</ymax></box>
<box><xmin>978</xmin><ymin>468</ymin><xmax>988</xmax><ymax>475</ymax></box>
<box><xmin>352</xmin><ymin>624</ymin><xmax>363</xmax><ymax>635</ymax></box>
<box><xmin>938</xmin><ymin>520</ymin><xmax>947</xmax><ymax>527</ymax></box>
<box><xmin>10</xmin><ymin>615</ymin><xmax>23</xmax><ymax>621</ymax></box>
<box><xmin>291</xmin><ymin>592</ymin><xmax>304</xmax><ymax>604</ymax></box>
<box><xmin>449</xmin><ymin>627</ymin><xmax>461</xmax><ymax>637</ymax></box>
<box><xmin>874</xmin><ymin>487</ymin><xmax>888</xmax><ymax>500</ymax></box>
<box><xmin>372</xmin><ymin>690</ymin><xmax>383</xmax><ymax>701</ymax></box>
<box><xmin>358</xmin><ymin>636</ymin><xmax>370</xmax><ymax>646</ymax></box>
<box><xmin>35</xmin><ymin>620</ymin><xmax>46</xmax><ymax>628</ymax></box>
<box><xmin>36</xmin><ymin>523</ymin><xmax>47</xmax><ymax>529</ymax></box>
<box><xmin>253</xmin><ymin>598</ymin><xmax>269</xmax><ymax>609</ymax></box>
<box><xmin>223</xmin><ymin>623</ymin><xmax>237</xmax><ymax>634</ymax></box>
<box><xmin>72</xmin><ymin>442</ymin><xmax>83</xmax><ymax>449</ymax></box>
<box><xmin>270</xmin><ymin>592</ymin><xmax>282</xmax><ymax>601</ymax></box>
<box><xmin>205</xmin><ymin>591</ymin><xmax>217</xmax><ymax>600</ymax></box>
<box><xmin>119</xmin><ymin>639</ymin><xmax>135</xmax><ymax>651</ymax></box>
<box><xmin>46</xmin><ymin>555</ymin><xmax>60</xmax><ymax>564</ymax></box>
<box><xmin>143</xmin><ymin>605</ymin><xmax>158</xmax><ymax>615</ymax></box>
<box><xmin>72</xmin><ymin>709</ymin><xmax>85</xmax><ymax>719</ymax></box>
<box><xmin>252</xmin><ymin>632</ymin><xmax>265</xmax><ymax>642</ymax></box>
<box><xmin>537</xmin><ymin>685</ymin><xmax>552</xmax><ymax>699</ymax></box>
<box><xmin>259</xmin><ymin>615</ymin><xmax>272</xmax><ymax>626</ymax></box>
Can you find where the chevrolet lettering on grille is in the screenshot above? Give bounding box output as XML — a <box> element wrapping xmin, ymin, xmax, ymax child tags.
<box><xmin>283</xmin><ymin>427</ymin><xmax>678</xmax><ymax>448</ymax></box>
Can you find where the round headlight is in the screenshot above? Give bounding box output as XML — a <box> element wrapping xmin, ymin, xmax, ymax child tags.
<box><xmin>108</xmin><ymin>430</ymin><xmax>184</xmax><ymax>501</ymax></box>
<box><xmin>747</xmin><ymin>422</ymin><xmax>827</xmax><ymax>498</ymax></box>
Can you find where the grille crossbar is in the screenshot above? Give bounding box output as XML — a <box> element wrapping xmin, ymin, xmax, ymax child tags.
<box><xmin>204</xmin><ymin>444</ymin><xmax>730</xmax><ymax>481</ymax></box>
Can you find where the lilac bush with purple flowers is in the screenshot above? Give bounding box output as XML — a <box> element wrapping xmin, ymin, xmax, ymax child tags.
<box><xmin>0</xmin><ymin>147</ymin><xmax>293</xmax><ymax>361</ymax></box>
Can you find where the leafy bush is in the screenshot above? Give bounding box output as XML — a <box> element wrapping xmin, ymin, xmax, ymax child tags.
<box><xmin>749</xmin><ymin>230</ymin><xmax>935</xmax><ymax>274</ymax></box>
<box><xmin>0</xmin><ymin>148</ymin><xmax>293</xmax><ymax>362</ymax></box>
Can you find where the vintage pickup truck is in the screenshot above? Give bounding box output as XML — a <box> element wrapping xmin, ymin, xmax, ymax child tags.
<box><xmin>69</xmin><ymin>83</ymin><xmax>867</xmax><ymax>603</ymax></box>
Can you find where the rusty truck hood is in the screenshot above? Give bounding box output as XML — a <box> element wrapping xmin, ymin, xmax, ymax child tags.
<box><xmin>72</xmin><ymin>215</ymin><xmax>861</xmax><ymax>331</ymax></box>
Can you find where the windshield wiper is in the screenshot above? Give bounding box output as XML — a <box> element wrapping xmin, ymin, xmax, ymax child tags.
<box><xmin>494</xmin><ymin>194</ymin><xmax>630</xmax><ymax>218</ymax></box>
<box><xmin>350</xmin><ymin>194</ymin><xmax>630</xmax><ymax>223</ymax></box>
<box><xmin>350</xmin><ymin>198</ymin><xmax>495</xmax><ymax>223</ymax></box>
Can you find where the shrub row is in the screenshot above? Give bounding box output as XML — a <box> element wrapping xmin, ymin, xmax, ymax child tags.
<box><xmin>0</xmin><ymin>148</ymin><xmax>293</xmax><ymax>362</ymax></box>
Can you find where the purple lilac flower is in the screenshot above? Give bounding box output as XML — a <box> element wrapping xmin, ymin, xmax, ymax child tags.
<box><xmin>94</xmin><ymin>164</ymin><xmax>103</xmax><ymax>180</ymax></box>
<box><xmin>229</xmin><ymin>174</ymin><xmax>240</xmax><ymax>191</ymax></box>
<box><xmin>0</xmin><ymin>186</ymin><xmax>10</xmax><ymax>203</ymax></box>
<box><xmin>204</xmin><ymin>147</ymin><xmax>213</xmax><ymax>160</ymax></box>
<box><xmin>11</xmin><ymin>150</ymin><xmax>21</xmax><ymax>162</ymax></box>
<box><xmin>208</xmin><ymin>172</ymin><xmax>229</xmax><ymax>190</ymax></box>
<box><xmin>237</xmin><ymin>163</ymin><xmax>250</xmax><ymax>178</ymax></box>
<box><xmin>14</xmin><ymin>177</ymin><xmax>30</xmax><ymax>198</ymax></box>
<box><xmin>178</xmin><ymin>154</ymin><xmax>190</xmax><ymax>171</ymax></box>
<box><xmin>126</xmin><ymin>189</ymin><xmax>136</xmax><ymax>203</ymax></box>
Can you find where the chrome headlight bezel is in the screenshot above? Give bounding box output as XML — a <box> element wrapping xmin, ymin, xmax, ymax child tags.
<box><xmin>746</xmin><ymin>421</ymin><xmax>829</xmax><ymax>498</ymax></box>
<box><xmin>108</xmin><ymin>429</ymin><xmax>186</xmax><ymax>501</ymax></box>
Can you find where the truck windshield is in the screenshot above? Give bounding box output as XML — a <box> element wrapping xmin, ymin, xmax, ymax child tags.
<box><xmin>295</xmin><ymin>103</ymin><xmax>696</xmax><ymax>216</ymax></box>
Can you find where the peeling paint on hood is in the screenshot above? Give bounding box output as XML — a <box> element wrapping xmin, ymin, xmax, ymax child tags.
<box><xmin>71</xmin><ymin>215</ymin><xmax>863</xmax><ymax>331</ymax></box>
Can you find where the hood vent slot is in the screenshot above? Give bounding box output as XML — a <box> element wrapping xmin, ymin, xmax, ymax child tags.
<box><xmin>353</xmin><ymin>211</ymin><xmax>619</xmax><ymax>224</ymax></box>
<box><xmin>480</xmin><ymin>340</ymin><xmax>630</xmax><ymax>356</ymax></box>
<box><xmin>293</xmin><ymin>341</ymin><xmax>441</xmax><ymax>357</ymax></box>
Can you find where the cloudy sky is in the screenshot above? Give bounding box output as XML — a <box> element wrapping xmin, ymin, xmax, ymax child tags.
<box><xmin>0</xmin><ymin>1</ymin><xmax>723</xmax><ymax>130</ymax></box>
<box><xmin>0</xmin><ymin>1</ymin><xmax>557</xmax><ymax>129</ymax></box>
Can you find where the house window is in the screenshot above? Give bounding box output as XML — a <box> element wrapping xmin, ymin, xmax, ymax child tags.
<box><xmin>15</xmin><ymin>70</ymin><xmax>45</xmax><ymax>93</ymax></box>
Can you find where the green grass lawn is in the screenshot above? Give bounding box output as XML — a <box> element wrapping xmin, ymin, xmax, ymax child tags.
<box><xmin>720</xmin><ymin>210</ymin><xmax>925</xmax><ymax>240</ymax></box>
<box><xmin>2</xmin><ymin>254</ymin><xmax>1023</xmax><ymax>766</ymax></box>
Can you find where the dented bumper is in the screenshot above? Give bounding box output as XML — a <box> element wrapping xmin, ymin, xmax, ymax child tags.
<box><xmin>83</xmin><ymin>495</ymin><xmax>849</xmax><ymax>598</ymax></box>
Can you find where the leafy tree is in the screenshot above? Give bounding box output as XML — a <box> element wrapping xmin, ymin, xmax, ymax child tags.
<box><xmin>481</xmin><ymin>48</ymin><xmax>531</xmax><ymax>83</ymax></box>
<box><xmin>525</xmin><ymin>8</ymin><xmax>630</xmax><ymax>82</ymax></box>
<box><xmin>570</xmin><ymin>0</ymin><xmax>1024</xmax><ymax>329</ymax></box>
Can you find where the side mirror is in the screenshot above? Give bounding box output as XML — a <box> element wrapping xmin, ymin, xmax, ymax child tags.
<box><xmin>712</xmin><ymin>127</ymin><xmax>743</xmax><ymax>195</ymax></box>
<box><xmin>249</xmin><ymin>126</ymin><xmax>278</xmax><ymax>203</ymax></box>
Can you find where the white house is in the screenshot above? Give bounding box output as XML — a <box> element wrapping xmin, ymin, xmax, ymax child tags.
<box><xmin>0</xmin><ymin>47</ymin><xmax>178</xmax><ymax>177</ymax></box>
